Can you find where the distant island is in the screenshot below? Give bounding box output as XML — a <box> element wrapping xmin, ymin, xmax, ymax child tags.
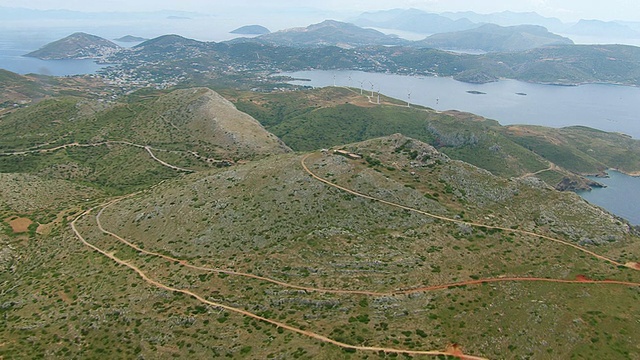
<box><xmin>415</xmin><ymin>24</ymin><xmax>573</xmax><ymax>53</ymax></box>
<box><xmin>230</xmin><ymin>25</ymin><xmax>271</xmax><ymax>35</ymax></box>
<box><xmin>114</xmin><ymin>35</ymin><xmax>149</xmax><ymax>42</ymax></box>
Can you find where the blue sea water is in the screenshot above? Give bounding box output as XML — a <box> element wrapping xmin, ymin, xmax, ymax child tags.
<box><xmin>580</xmin><ymin>171</ymin><xmax>640</xmax><ymax>225</ymax></box>
<box><xmin>0</xmin><ymin>37</ymin><xmax>107</xmax><ymax>76</ymax></box>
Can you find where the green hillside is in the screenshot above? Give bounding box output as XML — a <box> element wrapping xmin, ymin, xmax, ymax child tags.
<box><xmin>230</xmin><ymin>87</ymin><xmax>640</xmax><ymax>188</ymax></box>
<box><xmin>2</xmin><ymin>86</ymin><xmax>640</xmax><ymax>360</ymax></box>
<box><xmin>0</xmin><ymin>87</ymin><xmax>289</xmax><ymax>193</ymax></box>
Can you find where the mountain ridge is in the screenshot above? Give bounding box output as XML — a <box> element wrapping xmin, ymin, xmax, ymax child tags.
<box><xmin>415</xmin><ymin>23</ymin><xmax>574</xmax><ymax>52</ymax></box>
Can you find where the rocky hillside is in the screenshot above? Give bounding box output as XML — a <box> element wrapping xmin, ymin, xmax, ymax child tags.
<box><xmin>58</xmin><ymin>134</ymin><xmax>639</xmax><ymax>359</ymax></box>
<box><xmin>24</xmin><ymin>32</ymin><xmax>121</xmax><ymax>60</ymax></box>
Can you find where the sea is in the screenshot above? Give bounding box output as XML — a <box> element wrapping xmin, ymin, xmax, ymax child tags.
<box><xmin>581</xmin><ymin>171</ymin><xmax>640</xmax><ymax>225</ymax></box>
<box><xmin>281</xmin><ymin>70</ymin><xmax>640</xmax><ymax>139</ymax></box>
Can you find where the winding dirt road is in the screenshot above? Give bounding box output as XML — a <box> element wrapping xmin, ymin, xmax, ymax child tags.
<box><xmin>0</xmin><ymin>141</ymin><xmax>195</xmax><ymax>173</ymax></box>
<box><xmin>95</xmin><ymin>197</ymin><xmax>640</xmax><ymax>296</ymax></box>
<box><xmin>300</xmin><ymin>153</ymin><xmax>636</xmax><ymax>270</ymax></box>
<box><xmin>73</xmin><ymin>206</ymin><xmax>488</xmax><ymax>360</ymax></box>
<box><xmin>65</xmin><ymin>151</ymin><xmax>640</xmax><ymax>360</ymax></box>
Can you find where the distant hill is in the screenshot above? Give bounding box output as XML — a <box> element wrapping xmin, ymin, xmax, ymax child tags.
<box><xmin>131</xmin><ymin>34</ymin><xmax>208</xmax><ymax>59</ymax></box>
<box><xmin>256</xmin><ymin>20</ymin><xmax>409</xmax><ymax>48</ymax></box>
<box><xmin>351</xmin><ymin>8</ymin><xmax>478</xmax><ymax>34</ymax></box>
<box><xmin>24</xmin><ymin>32</ymin><xmax>121</xmax><ymax>60</ymax></box>
<box><xmin>231</xmin><ymin>25</ymin><xmax>270</xmax><ymax>35</ymax></box>
<box><xmin>565</xmin><ymin>19</ymin><xmax>640</xmax><ymax>39</ymax></box>
<box><xmin>415</xmin><ymin>24</ymin><xmax>573</xmax><ymax>52</ymax></box>
<box><xmin>0</xmin><ymin>70</ymin><xmax>50</xmax><ymax>106</ymax></box>
<box><xmin>441</xmin><ymin>10</ymin><xmax>566</xmax><ymax>32</ymax></box>
<box><xmin>114</xmin><ymin>35</ymin><xmax>149</xmax><ymax>42</ymax></box>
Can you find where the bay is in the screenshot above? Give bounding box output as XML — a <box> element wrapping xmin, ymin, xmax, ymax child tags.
<box><xmin>0</xmin><ymin>36</ymin><xmax>107</xmax><ymax>76</ymax></box>
<box><xmin>282</xmin><ymin>70</ymin><xmax>640</xmax><ymax>139</ymax></box>
<box><xmin>580</xmin><ymin>171</ymin><xmax>640</xmax><ymax>225</ymax></box>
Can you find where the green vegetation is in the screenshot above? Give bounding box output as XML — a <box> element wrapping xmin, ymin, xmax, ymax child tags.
<box><xmin>233</xmin><ymin>87</ymin><xmax>640</xmax><ymax>185</ymax></box>
<box><xmin>2</xmin><ymin>85</ymin><xmax>639</xmax><ymax>360</ymax></box>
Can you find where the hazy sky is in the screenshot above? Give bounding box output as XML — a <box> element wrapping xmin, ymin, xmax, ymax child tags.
<box><xmin>4</xmin><ymin>0</ymin><xmax>640</xmax><ymax>22</ymax></box>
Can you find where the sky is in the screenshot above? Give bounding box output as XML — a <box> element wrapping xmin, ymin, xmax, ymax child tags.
<box><xmin>3</xmin><ymin>0</ymin><xmax>640</xmax><ymax>22</ymax></box>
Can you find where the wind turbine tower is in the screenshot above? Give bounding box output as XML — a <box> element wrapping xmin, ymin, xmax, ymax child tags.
<box><xmin>359</xmin><ymin>80</ymin><xmax>364</xmax><ymax>95</ymax></box>
<box><xmin>407</xmin><ymin>91</ymin><xmax>412</xmax><ymax>108</ymax></box>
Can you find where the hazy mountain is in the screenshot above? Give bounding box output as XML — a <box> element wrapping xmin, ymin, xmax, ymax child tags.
<box><xmin>351</xmin><ymin>8</ymin><xmax>478</xmax><ymax>34</ymax></box>
<box><xmin>415</xmin><ymin>24</ymin><xmax>574</xmax><ymax>52</ymax></box>
<box><xmin>565</xmin><ymin>19</ymin><xmax>640</xmax><ymax>39</ymax></box>
<box><xmin>441</xmin><ymin>10</ymin><xmax>566</xmax><ymax>32</ymax></box>
<box><xmin>231</xmin><ymin>25</ymin><xmax>271</xmax><ymax>35</ymax></box>
<box><xmin>256</xmin><ymin>20</ymin><xmax>409</xmax><ymax>48</ymax></box>
<box><xmin>114</xmin><ymin>35</ymin><xmax>149</xmax><ymax>42</ymax></box>
<box><xmin>24</xmin><ymin>32</ymin><xmax>121</xmax><ymax>60</ymax></box>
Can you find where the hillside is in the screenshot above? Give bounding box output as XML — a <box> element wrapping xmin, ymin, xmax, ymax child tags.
<box><xmin>24</xmin><ymin>32</ymin><xmax>121</xmax><ymax>60</ymax></box>
<box><xmin>2</xmin><ymin>84</ymin><xmax>640</xmax><ymax>359</ymax></box>
<box><xmin>228</xmin><ymin>86</ymin><xmax>640</xmax><ymax>189</ymax></box>
<box><xmin>3</xmin><ymin>132</ymin><xmax>639</xmax><ymax>359</ymax></box>
<box><xmin>415</xmin><ymin>24</ymin><xmax>573</xmax><ymax>52</ymax></box>
<box><xmin>0</xmin><ymin>70</ymin><xmax>52</xmax><ymax>107</ymax></box>
<box><xmin>0</xmin><ymin>87</ymin><xmax>289</xmax><ymax>193</ymax></box>
<box><xmin>0</xmin><ymin>69</ymin><xmax>120</xmax><ymax>114</ymax></box>
<box><xmin>256</xmin><ymin>20</ymin><xmax>408</xmax><ymax>48</ymax></box>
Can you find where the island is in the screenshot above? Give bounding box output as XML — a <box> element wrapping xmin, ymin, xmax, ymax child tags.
<box><xmin>114</xmin><ymin>35</ymin><xmax>149</xmax><ymax>42</ymax></box>
<box><xmin>230</xmin><ymin>25</ymin><xmax>271</xmax><ymax>35</ymax></box>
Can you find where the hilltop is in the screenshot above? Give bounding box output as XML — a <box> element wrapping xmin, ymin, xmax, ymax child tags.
<box><xmin>415</xmin><ymin>24</ymin><xmax>573</xmax><ymax>52</ymax></box>
<box><xmin>24</xmin><ymin>32</ymin><xmax>121</xmax><ymax>60</ymax></box>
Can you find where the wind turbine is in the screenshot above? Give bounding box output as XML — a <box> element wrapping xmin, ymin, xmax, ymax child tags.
<box><xmin>376</xmin><ymin>85</ymin><xmax>380</xmax><ymax>104</ymax></box>
<box><xmin>333</xmin><ymin>74</ymin><xmax>336</xmax><ymax>87</ymax></box>
<box><xmin>359</xmin><ymin>80</ymin><xmax>364</xmax><ymax>95</ymax></box>
<box><xmin>407</xmin><ymin>91</ymin><xmax>412</xmax><ymax>108</ymax></box>
<box><xmin>368</xmin><ymin>81</ymin><xmax>374</xmax><ymax>97</ymax></box>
